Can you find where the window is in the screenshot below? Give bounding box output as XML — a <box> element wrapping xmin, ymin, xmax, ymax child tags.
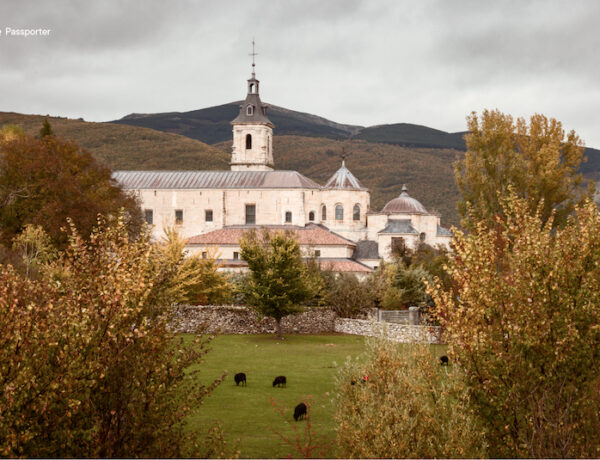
<box><xmin>249</xmin><ymin>83</ymin><xmax>255</xmax><ymax>94</ymax></box>
<box><xmin>233</xmin><ymin>251</ymin><xmax>239</xmax><ymax>260</ymax></box>
<box><xmin>175</xmin><ymin>209</ymin><xmax>183</xmax><ymax>225</ymax></box>
<box><xmin>245</xmin><ymin>204</ymin><xmax>256</xmax><ymax>225</ymax></box>
<box><xmin>144</xmin><ymin>209</ymin><xmax>153</xmax><ymax>225</ymax></box>
<box><xmin>335</xmin><ymin>204</ymin><xmax>344</xmax><ymax>221</ymax></box>
<box><xmin>321</xmin><ymin>205</ymin><xmax>327</xmax><ymax>221</ymax></box>
<box><xmin>245</xmin><ymin>134</ymin><xmax>252</xmax><ymax>149</ymax></box>
<box><xmin>246</xmin><ymin>105</ymin><xmax>254</xmax><ymax>115</ymax></box>
<box><xmin>205</xmin><ymin>209</ymin><xmax>213</xmax><ymax>222</ymax></box>
<box><xmin>202</xmin><ymin>252</ymin><xmax>207</xmax><ymax>259</ymax></box>
<box><xmin>315</xmin><ymin>250</ymin><xmax>321</xmax><ymax>257</ymax></box>
<box><xmin>285</xmin><ymin>211</ymin><xmax>292</xmax><ymax>223</ymax></box>
<box><xmin>308</xmin><ymin>211</ymin><xmax>315</xmax><ymax>222</ymax></box>
<box><xmin>353</xmin><ymin>204</ymin><xmax>361</xmax><ymax>221</ymax></box>
<box><xmin>391</xmin><ymin>237</ymin><xmax>406</xmax><ymax>254</ymax></box>
<box><xmin>420</xmin><ymin>232</ymin><xmax>426</xmax><ymax>242</ymax></box>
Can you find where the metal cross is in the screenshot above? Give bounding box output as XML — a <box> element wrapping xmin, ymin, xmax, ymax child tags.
<box><xmin>249</xmin><ymin>39</ymin><xmax>258</xmax><ymax>75</ymax></box>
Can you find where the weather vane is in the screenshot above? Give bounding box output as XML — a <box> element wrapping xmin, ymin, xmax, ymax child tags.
<box><xmin>341</xmin><ymin>147</ymin><xmax>350</xmax><ymax>163</ymax></box>
<box><xmin>249</xmin><ymin>39</ymin><xmax>258</xmax><ymax>76</ymax></box>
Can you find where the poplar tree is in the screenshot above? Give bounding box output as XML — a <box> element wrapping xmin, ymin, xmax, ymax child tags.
<box><xmin>455</xmin><ymin>110</ymin><xmax>594</xmax><ymax>230</ymax></box>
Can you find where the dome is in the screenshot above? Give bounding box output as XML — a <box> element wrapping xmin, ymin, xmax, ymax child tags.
<box><xmin>381</xmin><ymin>184</ymin><xmax>428</xmax><ymax>214</ymax></box>
<box><xmin>324</xmin><ymin>160</ymin><xmax>364</xmax><ymax>189</ymax></box>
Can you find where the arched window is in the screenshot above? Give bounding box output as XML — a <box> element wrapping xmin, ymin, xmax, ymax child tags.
<box><xmin>249</xmin><ymin>83</ymin><xmax>255</xmax><ymax>94</ymax></box>
<box><xmin>285</xmin><ymin>211</ymin><xmax>292</xmax><ymax>223</ymax></box>
<box><xmin>308</xmin><ymin>211</ymin><xmax>315</xmax><ymax>222</ymax></box>
<box><xmin>420</xmin><ymin>232</ymin><xmax>426</xmax><ymax>242</ymax></box>
<box><xmin>245</xmin><ymin>134</ymin><xmax>252</xmax><ymax>150</ymax></box>
<box><xmin>353</xmin><ymin>204</ymin><xmax>360</xmax><ymax>221</ymax></box>
<box><xmin>246</xmin><ymin>105</ymin><xmax>254</xmax><ymax>115</ymax></box>
<box><xmin>335</xmin><ymin>204</ymin><xmax>344</xmax><ymax>221</ymax></box>
<box><xmin>321</xmin><ymin>205</ymin><xmax>327</xmax><ymax>221</ymax></box>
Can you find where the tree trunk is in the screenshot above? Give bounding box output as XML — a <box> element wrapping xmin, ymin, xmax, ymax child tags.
<box><xmin>275</xmin><ymin>318</ymin><xmax>282</xmax><ymax>339</ymax></box>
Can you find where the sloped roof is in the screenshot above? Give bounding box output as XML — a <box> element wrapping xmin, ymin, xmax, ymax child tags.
<box><xmin>437</xmin><ymin>225</ymin><xmax>453</xmax><ymax>237</ymax></box>
<box><xmin>352</xmin><ymin>240</ymin><xmax>380</xmax><ymax>260</ymax></box>
<box><xmin>324</xmin><ymin>161</ymin><xmax>366</xmax><ymax>190</ymax></box>
<box><xmin>381</xmin><ymin>184</ymin><xmax>428</xmax><ymax>214</ymax></box>
<box><xmin>113</xmin><ymin>170</ymin><xmax>321</xmax><ymax>190</ymax></box>
<box><xmin>378</xmin><ymin>219</ymin><xmax>419</xmax><ymax>235</ymax></box>
<box><xmin>186</xmin><ymin>224</ymin><xmax>356</xmax><ymax>247</ymax></box>
<box><xmin>318</xmin><ymin>258</ymin><xmax>373</xmax><ymax>273</ymax></box>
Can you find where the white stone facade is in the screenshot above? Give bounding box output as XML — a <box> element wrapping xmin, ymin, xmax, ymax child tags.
<box><xmin>114</xmin><ymin>67</ymin><xmax>452</xmax><ymax>271</ymax></box>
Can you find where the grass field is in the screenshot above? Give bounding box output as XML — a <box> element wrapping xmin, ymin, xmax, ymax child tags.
<box><xmin>186</xmin><ymin>333</ymin><xmax>445</xmax><ymax>458</ymax></box>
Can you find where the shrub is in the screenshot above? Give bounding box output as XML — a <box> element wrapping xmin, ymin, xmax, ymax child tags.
<box><xmin>0</xmin><ymin>214</ymin><xmax>223</xmax><ymax>457</ymax></box>
<box><xmin>429</xmin><ymin>194</ymin><xmax>600</xmax><ymax>457</ymax></box>
<box><xmin>334</xmin><ymin>338</ymin><xmax>486</xmax><ymax>458</ymax></box>
<box><xmin>323</xmin><ymin>271</ymin><xmax>375</xmax><ymax>318</ymax></box>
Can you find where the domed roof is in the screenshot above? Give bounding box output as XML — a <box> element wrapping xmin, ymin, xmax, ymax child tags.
<box><xmin>381</xmin><ymin>184</ymin><xmax>428</xmax><ymax>214</ymax></box>
<box><xmin>324</xmin><ymin>160</ymin><xmax>364</xmax><ymax>190</ymax></box>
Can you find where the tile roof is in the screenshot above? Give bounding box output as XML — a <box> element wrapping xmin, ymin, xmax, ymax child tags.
<box><xmin>381</xmin><ymin>184</ymin><xmax>428</xmax><ymax>215</ymax></box>
<box><xmin>216</xmin><ymin>257</ymin><xmax>372</xmax><ymax>273</ymax></box>
<box><xmin>186</xmin><ymin>224</ymin><xmax>356</xmax><ymax>247</ymax></box>
<box><xmin>113</xmin><ymin>170</ymin><xmax>321</xmax><ymax>190</ymax></box>
<box><xmin>378</xmin><ymin>219</ymin><xmax>419</xmax><ymax>235</ymax></box>
<box><xmin>352</xmin><ymin>240</ymin><xmax>380</xmax><ymax>259</ymax></box>
<box><xmin>318</xmin><ymin>258</ymin><xmax>373</xmax><ymax>273</ymax></box>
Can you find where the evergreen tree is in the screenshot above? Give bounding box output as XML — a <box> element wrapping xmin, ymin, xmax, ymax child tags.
<box><xmin>39</xmin><ymin>118</ymin><xmax>53</xmax><ymax>138</ymax></box>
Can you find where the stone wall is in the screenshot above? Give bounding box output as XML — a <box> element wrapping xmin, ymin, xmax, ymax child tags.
<box><xmin>171</xmin><ymin>305</ymin><xmax>337</xmax><ymax>334</ymax></box>
<box><xmin>333</xmin><ymin>318</ymin><xmax>443</xmax><ymax>344</ymax></box>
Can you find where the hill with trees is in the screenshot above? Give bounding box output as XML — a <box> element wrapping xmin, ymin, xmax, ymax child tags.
<box><xmin>3</xmin><ymin>110</ymin><xmax>600</xmax><ymax>228</ymax></box>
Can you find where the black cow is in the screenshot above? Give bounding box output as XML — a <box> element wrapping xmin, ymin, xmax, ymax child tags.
<box><xmin>440</xmin><ymin>355</ymin><xmax>449</xmax><ymax>366</ymax></box>
<box><xmin>294</xmin><ymin>402</ymin><xmax>307</xmax><ymax>421</ymax></box>
<box><xmin>234</xmin><ymin>372</ymin><xmax>247</xmax><ymax>386</ymax></box>
<box><xmin>272</xmin><ymin>375</ymin><xmax>287</xmax><ymax>387</ymax></box>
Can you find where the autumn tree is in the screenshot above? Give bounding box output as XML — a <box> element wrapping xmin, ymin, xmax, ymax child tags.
<box><xmin>334</xmin><ymin>339</ymin><xmax>486</xmax><ymax>458</ymax></box>
<box><xmin>455</xmin><ymin>110</ymin><xmax>594</xmax><ymax>230</ymax></box>
<box><xmin>0</xmin><ymin>215</ymin><xmax>224</xmax><ymax>457</ymax></box>
<box><xmin>0</xmin><ymin>124</ymin><xmax>24</xmax><ymax>142</ymax></box>
<box><xmin>239</xmin><ymin>229</ymin><xmax>314</xmax><ymax>338</ymax></box>
<box><xmin>158</xmin><ymin>226</ymin><xmax>232</xmax><ymax>305</ymax></box>
<box><xmin>429</xmin><ymin>194</ymin><xmax>600</xmax><ymax>457</ymax></box>
<box><xmin>0</xmin><ymin>134</ymin><xmax>142</xmax><ymax>248</ymax></box>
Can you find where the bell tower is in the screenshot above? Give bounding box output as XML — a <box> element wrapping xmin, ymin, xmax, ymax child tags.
<box><xmin>230</xmin><ymin>41</ymin><xmax>274</xmax><ymax>171</ymax></box>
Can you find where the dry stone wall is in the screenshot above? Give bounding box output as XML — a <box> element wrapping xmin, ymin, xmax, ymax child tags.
<box><xmin>171</xmin><ymin>305</ymin><xmax>444</xmax><ymax>344</ymax></box>
<box><xmin>334</xmin><ymin>318</ymin><xmax>443</xmax><ymax>344</ymax></box>
<box><xmin>171</xmin><ymin>305</ymin><xmax>336</xmax><ymax>334</ymax></box>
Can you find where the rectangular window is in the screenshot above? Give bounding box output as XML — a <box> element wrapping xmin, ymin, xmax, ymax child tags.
<box><xmin>245</xmin><ymin>204</ymin><xmax>256</xmax><ymax>225</ymax></box>
<box><xmin>175</xmin><ymin>209</ymin><xmax>183</xmax><ymax>225</ymax></box>
<box><xmin>144</xmin><ymin>209</ymin><xmax>153</xmax><ymax>225</ymax></box>
<box><xmin>315</xmin><ymin>250</ymin><xmax>321</xmax><ymax>257</ymax></box>
<box><xmin>285</xmin><ymin>211</ymin><xmax>292</xmax><ymax>223</ymax></box>
<box><xmin>202</xmin><ymin>252</ymin><xmax>207</xmax><ymax>259</ymax></box>
<box><xmin>233</xmin><ymin>251</ymin><xmax>239</xmax><ymax>260</ymax></box>
<box><xmin>205</xmin><ymin>209</ymin><xmax>213</xmax><ymax>222</ymax></box>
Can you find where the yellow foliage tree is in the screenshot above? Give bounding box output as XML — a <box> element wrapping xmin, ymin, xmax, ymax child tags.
<box><xmin>455</xmin><ymin>110</ymin><xmax>594</xmax><ymax>230</ymax></box>
<box><xmin>429</xmin><ymin>193</ymin><xmax>600</xmax><ymax>457</ymax></box>
<box><xmin>157</xmin><ymin>226</ymin><xmax>231</xmax><ymax>305</ymax></box>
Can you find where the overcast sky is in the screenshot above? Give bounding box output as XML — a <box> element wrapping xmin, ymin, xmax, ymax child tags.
<box><xmin>1</xmin><ymin>0</ymin><xmax>599</xmax><ymax>146</ymax></box>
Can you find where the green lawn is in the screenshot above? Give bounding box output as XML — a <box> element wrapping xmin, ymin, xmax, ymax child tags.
<box><xmin>186</xmin><ymin>333</ymin><xmax>446</xmax><ymax>458</ymax></box>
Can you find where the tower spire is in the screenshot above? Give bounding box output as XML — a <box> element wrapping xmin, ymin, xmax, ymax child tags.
<box><xmin>249</xmin><ymin>39</ymin><xmax>258</xmax><ymax>78</ymax></box>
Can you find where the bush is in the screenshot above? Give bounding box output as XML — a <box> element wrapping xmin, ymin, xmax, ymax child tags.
<box><xmin>334</xmin><ymin>338</ymin><xmax>487</xmax><ymax>458</ymax></box>
<box><xmin>323</xmin><ymin>271</ymin><xmax>375</xmax><ymax>318</ymax></box>
<box><xmin>430</xmin><ymin>194</ymin><xmax>600</xmax><ymax>457</ymax></box>
<box><xmin>0</xmin><ymin>215</ymin><xmax>223</xmax><ymax>457</ymax></box>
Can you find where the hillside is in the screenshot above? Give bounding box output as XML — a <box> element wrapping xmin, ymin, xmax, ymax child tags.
<box><xmin>0</xmin><ymin>112</ymin><xmax>229</xmax><ymax>170</ymax></box>
<box><xmin>112</xmin><ymin>102</ymin><xmax>362</xmax><ymax>144</ymax></box>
